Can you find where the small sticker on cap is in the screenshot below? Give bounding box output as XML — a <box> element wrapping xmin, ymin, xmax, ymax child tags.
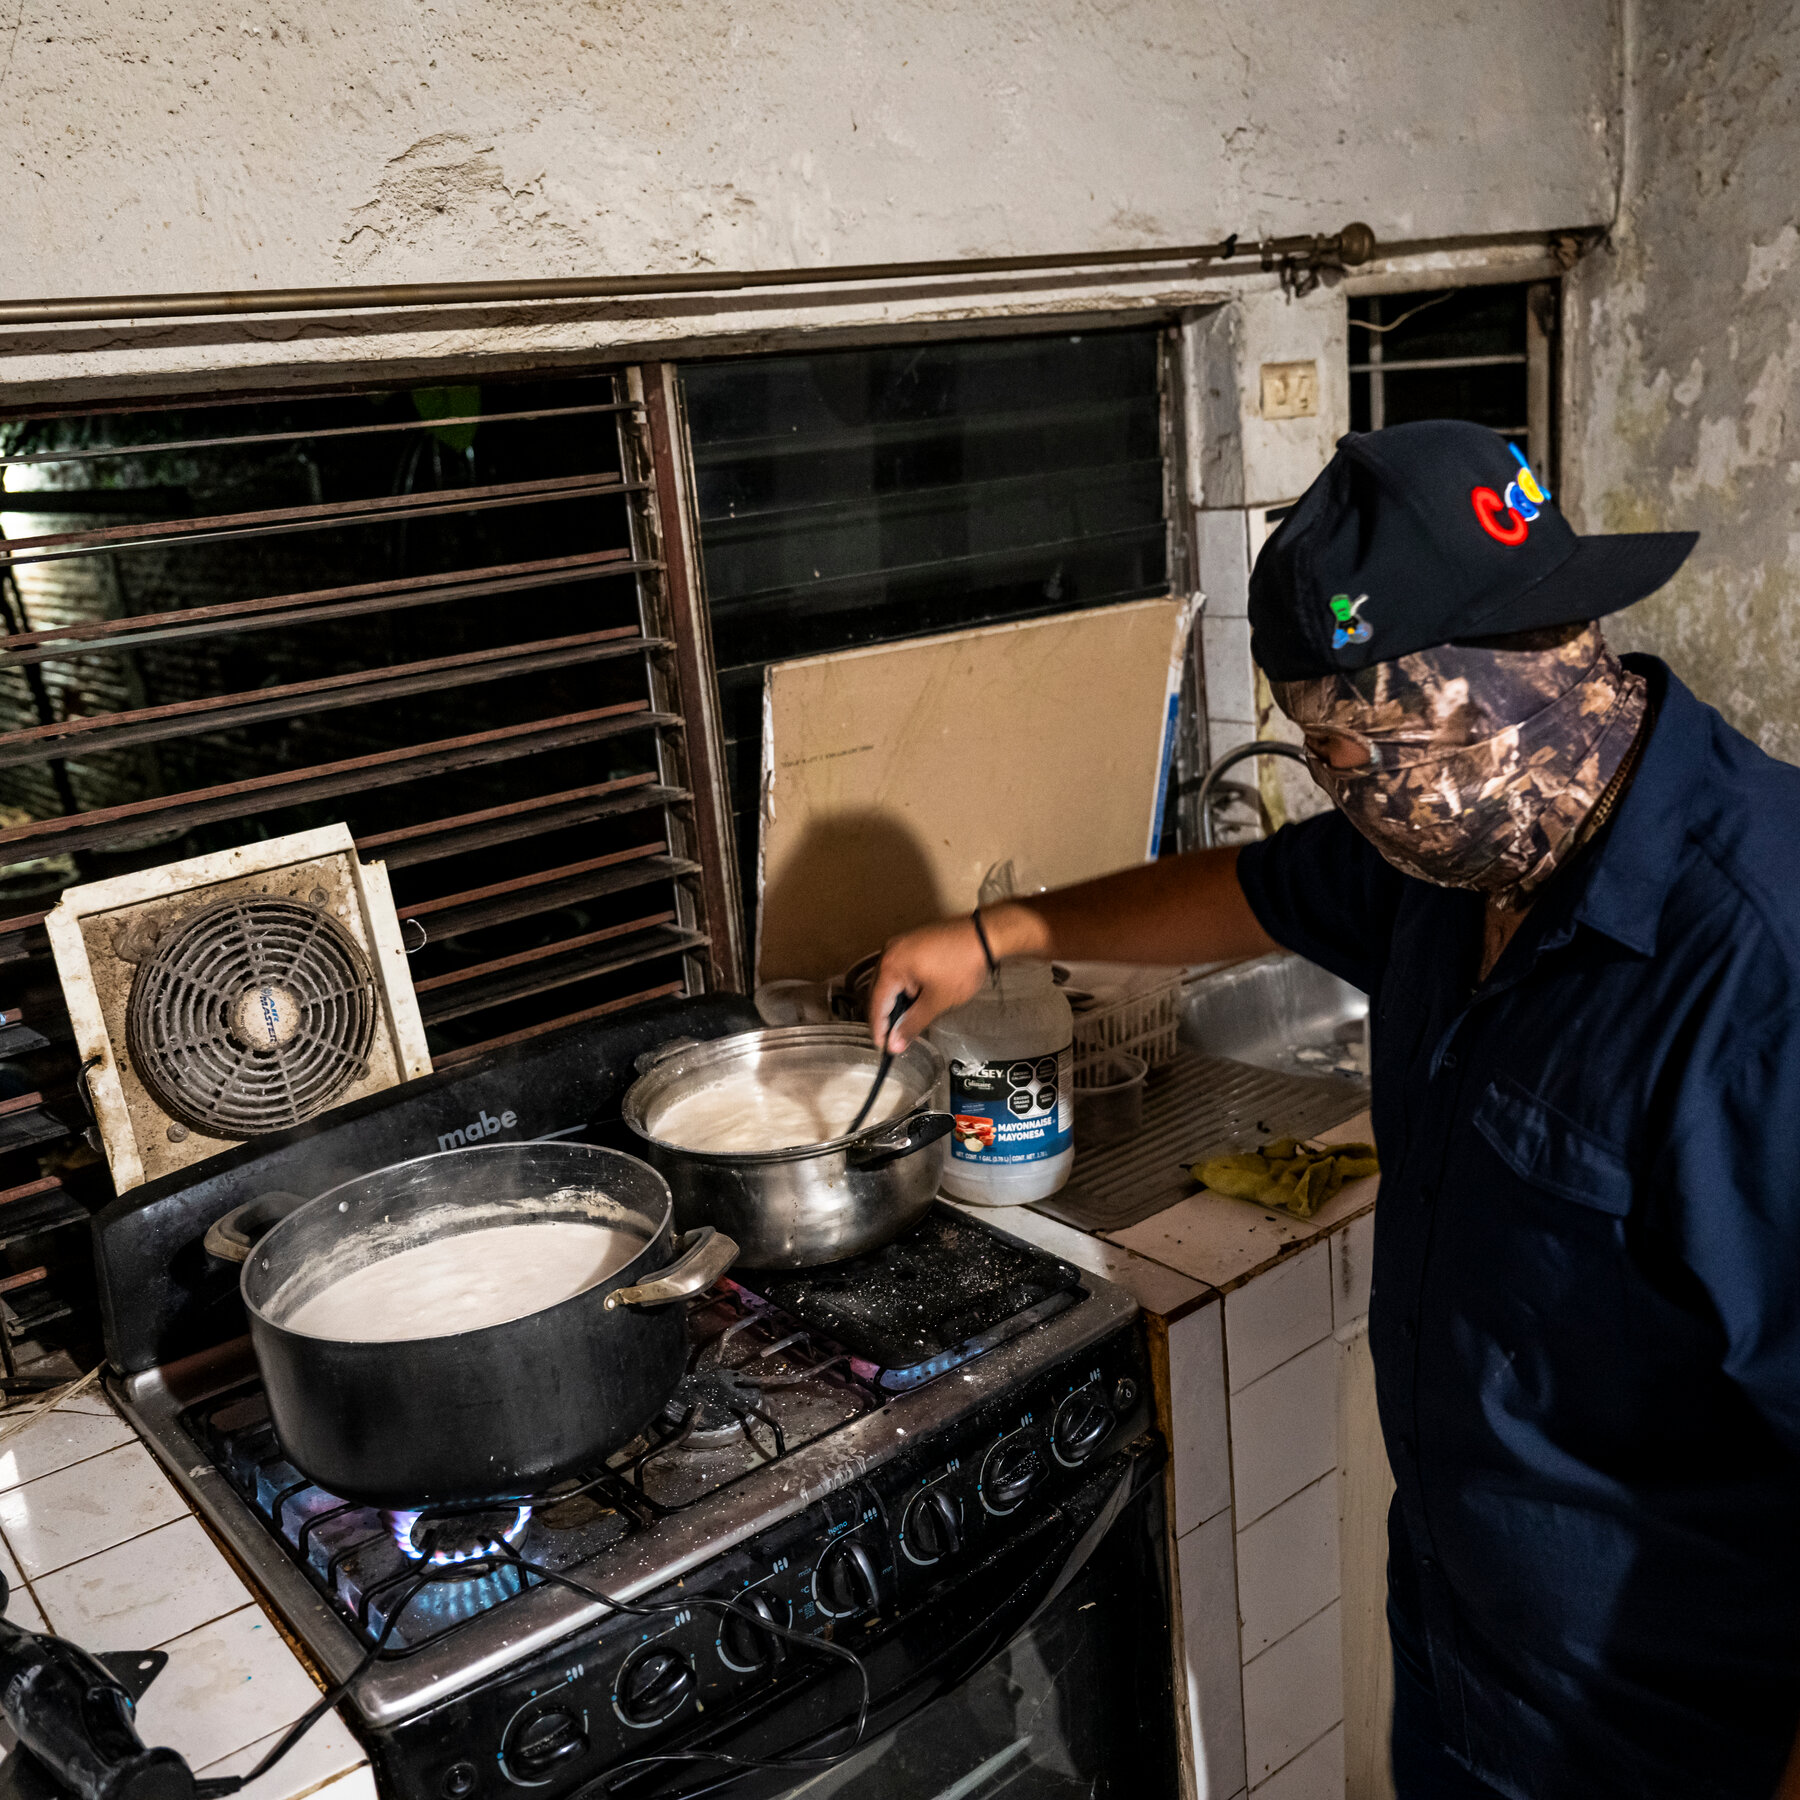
<box><xmin>1330</xmin><ymin>593</ymin><xmax>1372</xmax><ymax>649</ymax></box>
<box><xmin>1473</xmin><ymin>446</ymin><xmax>1553</xmax><ymax>544</ymax></box>
<box><xmin>1471</xmin><ymin>486</ymin><xmax>1529</xmax><ymax>545</ymax></box>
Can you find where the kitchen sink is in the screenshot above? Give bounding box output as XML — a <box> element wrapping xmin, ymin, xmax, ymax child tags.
<box><xmin>1033</xmin><ymin>953</ymin><xmax>1370</xmax><ymax>1236</ymax></box>
<box><xmin>1180</xmin><ymin>950</ymin><xmax>1369</xmax><ymax>1081</ymax></box>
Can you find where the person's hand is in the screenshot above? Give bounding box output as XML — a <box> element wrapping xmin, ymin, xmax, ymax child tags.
<box><xmin>866</xmin><ymin>916</ymin><xmax>990</xmax><ymax>1052</ymax></box>
<box><xmin>867</xmin><ymin>905</ymin><xmax>1048</xmax><ymax>1051</ymax></box>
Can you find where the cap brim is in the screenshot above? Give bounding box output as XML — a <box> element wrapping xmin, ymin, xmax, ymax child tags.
<box><xmin>1461</xmin><ymin>530</ymin><xmax>1698</xmax><ymax>637</ymax></box>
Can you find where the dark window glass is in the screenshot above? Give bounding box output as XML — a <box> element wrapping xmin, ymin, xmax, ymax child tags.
<box><xmin>1349</xmin><ymin>285</ymin><xmax>1530</xmax><ymax>450</ymax></box>
<box><xmin>680</xmin><ymin>328</ymin><xmax>1168</xmax><ymax>941</ymax></box>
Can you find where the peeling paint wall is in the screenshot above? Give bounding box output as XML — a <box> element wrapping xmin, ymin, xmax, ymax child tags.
<box><xmin>0</xmin><ymin>1</ymin><xmax>1620</xmax><ymax>299</ymax></box>
<box><xmin>1566</xmin><ymin>1</ymin><xmax>1800</xmax><ymax>757</ymax></box>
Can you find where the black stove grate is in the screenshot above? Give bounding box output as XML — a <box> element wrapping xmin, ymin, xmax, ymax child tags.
<box><xmin>178</xmin><ymin>1210</ymin><xmax>1089</xmax><ymax>1653</ymax></box>
<box><xmin>182</xmin><ymin>1284</ymin><xmax>883</xmax><ymax>1650</ymax></box>
<box><xmin>739</xmin><ymin>1204</ymin><xmax>1085</xmax><ymax>1388</ymax></box>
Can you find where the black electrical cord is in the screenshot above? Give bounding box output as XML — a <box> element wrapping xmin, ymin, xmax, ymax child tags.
<box><xmin>494</xmin><ymin>1546</ymin><xmax>875</xmax><ymax>1789</ymax></box>
<box><xmin>192</xmin><ymin>1567</ymin><xmax>432</xmax><ymax>1798</ymax></box>
<box><xmin>181</xmin><ymin>1457</ymin><xmax>876</xmax><ymax>1800</ymax></box>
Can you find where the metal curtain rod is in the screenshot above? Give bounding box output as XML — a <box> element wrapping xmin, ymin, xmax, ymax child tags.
<box><xmin>0</xmin><ymin>223</ymin><xmax>1378</xmax><ymax>327</ymax></box>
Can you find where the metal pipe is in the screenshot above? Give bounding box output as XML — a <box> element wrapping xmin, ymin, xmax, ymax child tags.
<box><xmin>1197</xmin><ymin>740</ymin><xmax>1311</xmax><ymax>849</ymax></box>
<box><xmin>0</xmin><ymin>225</ymin><xmax>1377</xmax><ymax>328</ymax></box>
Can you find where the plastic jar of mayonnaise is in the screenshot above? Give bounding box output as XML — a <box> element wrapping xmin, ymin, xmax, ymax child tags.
<box><xmin>928</xmin><ymin>959</ymin><xmax>1075</xmax><ymax>1206</ymax></box>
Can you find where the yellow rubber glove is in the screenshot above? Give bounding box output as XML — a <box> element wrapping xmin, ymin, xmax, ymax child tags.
<box><xmin>1193</xmin><ymin>1140</ymin><xmax>1379</xmax><ymax>1220</ymax></box>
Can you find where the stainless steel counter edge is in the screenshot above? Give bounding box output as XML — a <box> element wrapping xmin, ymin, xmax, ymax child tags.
<box><xmin>112</xmin><ymin>1272</ymin><xmax>1139</xmax><ymax>1730</ymax></box>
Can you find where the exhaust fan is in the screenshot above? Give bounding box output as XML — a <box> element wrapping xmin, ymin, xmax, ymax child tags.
<box><xmin>46</xmin><ymin>824</ymin><xmax>431</xmax><ymax>1192</ymax></box>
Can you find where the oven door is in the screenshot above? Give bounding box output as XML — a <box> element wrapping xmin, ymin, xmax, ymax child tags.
<box><xmin>784</xmin><ymin>1456</ymin><xmax>1176</xmax><ymax>1799</ymax></box>
<box><xmin>614</xmin><ymin>1435</ymin><xmax>1175</xmax><ymax>1800</ymax></box>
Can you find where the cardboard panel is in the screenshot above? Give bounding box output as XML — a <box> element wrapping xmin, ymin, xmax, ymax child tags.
<box><xmin>758</xmin><ymin>598</ymin><xmax>1192</xmax><ymax>983</ymax></box>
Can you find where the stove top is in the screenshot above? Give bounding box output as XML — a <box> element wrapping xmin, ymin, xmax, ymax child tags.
<box><xmin>99</xmin><ymin>996</ymin><xmax>1149</xmax><ymax>1786</ymax></box>
<box><xmin>180</xmin><ymin>1207</ymin><xmax>1083</xmax><ymax>1655</ymax></box>
<box><xmin>183</xmin><ymin>1284</ymin><xmax>882</xmax><ymax>1655</ymax></box>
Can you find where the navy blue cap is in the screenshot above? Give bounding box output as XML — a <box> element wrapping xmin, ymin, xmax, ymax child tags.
<box><xmin>1247</xmin><ymin>420</ymin><xmax>1697</xmax><ymax>680</ymax></box>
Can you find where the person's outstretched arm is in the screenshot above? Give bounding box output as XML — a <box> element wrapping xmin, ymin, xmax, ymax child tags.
<box><xmin>868</xmin><ymin>846</ymin><xmax>1277</xmax><ymax>1051</ymax></box>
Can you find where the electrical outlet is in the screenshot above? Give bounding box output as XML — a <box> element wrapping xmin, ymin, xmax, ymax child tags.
<box><xmin>1259</xmin><ymin>361</ymin><xmax>1319</xmax><ymax>420</ymax></box>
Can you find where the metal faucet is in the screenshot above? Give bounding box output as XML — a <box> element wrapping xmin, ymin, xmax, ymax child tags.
<box><xmin>1196</xmin><ymin>740</ymin><xmax>1310</xmax><ymax>849</ymax></box>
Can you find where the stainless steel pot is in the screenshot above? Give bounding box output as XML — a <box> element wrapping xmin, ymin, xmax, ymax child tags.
<box><xmin>620</xmin><ymin>1025</ymin><xmax>952</xmax><ymax>1268</ymax></box>
<box><xmin>226</xmin><ymin>1141</ymin><xmax>737</xmax><ymax>1508</ymax></box>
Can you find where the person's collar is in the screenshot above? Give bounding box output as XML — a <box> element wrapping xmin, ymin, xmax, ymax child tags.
<box><xmin>1567</xmin><ymin>655</ymin><xmax>1698</xmax><ymax>956</ymax></box>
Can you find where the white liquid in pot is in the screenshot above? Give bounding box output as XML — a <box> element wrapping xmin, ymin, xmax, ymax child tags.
<box><xmin>281</xmin><ymin>1219</ymin><xmax>638</xmax><ymax>1343</ymax></box>
<box><xmin>649</xmin><ymin>1064</ymin><xmax>906</xmax><ymax>1154</ymax></box>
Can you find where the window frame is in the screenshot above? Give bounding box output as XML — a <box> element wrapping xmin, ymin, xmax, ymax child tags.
<box><xmin>1347</xmin><ymin>278</ymin><xmax>1560</xmax><ymax>485</ymax></box>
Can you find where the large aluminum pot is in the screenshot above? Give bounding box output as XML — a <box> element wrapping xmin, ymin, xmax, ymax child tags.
<box><xmin>232</xmin><ymin>1141</ymin><xmax>736</xmax><ymax>1508</ymax></box>
<box><xmin>621</xmin><ymin>1025</ymin><xmax>952</xmax><ymax>1269</ymax></box>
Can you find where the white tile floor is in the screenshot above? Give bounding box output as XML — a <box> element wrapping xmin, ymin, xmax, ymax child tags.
<box><xmin>0</xmin><ymin>1389</ymin><xmax>373</xmax><ymax>1800</ymax></box>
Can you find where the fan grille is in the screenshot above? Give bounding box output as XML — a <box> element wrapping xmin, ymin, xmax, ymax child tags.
<box><xmin>126</xmin><ymin>896</ymin><xmax>377</xmax><ymax>1138</ymax></box>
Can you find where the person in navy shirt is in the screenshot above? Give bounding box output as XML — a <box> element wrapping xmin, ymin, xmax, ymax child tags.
<box><xmin>872</xmin><ymin>421</ymin><xmax>1800</xmax><ymax>1799</ymax></box>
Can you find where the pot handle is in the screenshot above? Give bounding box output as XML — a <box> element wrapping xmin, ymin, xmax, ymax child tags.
<box><xmin>633</xmin><ymin>1037</ymin><xmax>703</xmax><ymax>1077</ymax></box>
<box><xmin>202</xmin><ymin>1191</ymin><xmax>311</xmax><ymax>1265</ymax></box>
<box><xmin>605</xmin><ymin>1226</ymin><xmax>739</xmax><ymax>1309</ymax></box>
<box><xmin>846</xmin><ymin>1109</ymin><xmax>955</xmax><ymax>1172</ymax></box>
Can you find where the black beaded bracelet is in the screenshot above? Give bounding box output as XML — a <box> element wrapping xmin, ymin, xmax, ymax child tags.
<box><xmin>970</xmin><ymin>909</ymin><xmax>1000</xmax><ymax>977</ymax></box>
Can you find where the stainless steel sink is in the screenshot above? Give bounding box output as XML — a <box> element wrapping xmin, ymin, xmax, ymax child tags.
<box><xmin>1180</xmin><ymin>951</ymin><xmax>1369</xmax><ymax>1082</ymax></box>
<box><xmin>1032</xmin><ymin>953</ymin><xmax>1371</xmax><ymax>1236</ymax></box>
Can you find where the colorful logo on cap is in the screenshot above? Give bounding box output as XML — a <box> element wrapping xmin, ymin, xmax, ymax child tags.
<box><xmin>1330</xmin><ymin>592</ymin><xmax>1371</xmax><ymax>649</ymax></box>
<box><xmin>1471</xmin><ymin>444</ymin><xmax>1553</xmax><ymax>546</ymax></box>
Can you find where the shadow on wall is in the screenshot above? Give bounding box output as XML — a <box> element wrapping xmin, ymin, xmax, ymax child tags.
<box><xmin>758</xmin><ymin>809</ymin><xmax>947</xmax><ymax>985</ymax></box>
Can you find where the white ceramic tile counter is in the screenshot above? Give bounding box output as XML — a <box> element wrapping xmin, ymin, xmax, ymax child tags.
<box><xmin>1107</xmin><ymin>1112</ymin><xmax>1378</xmax><ymax>1296</ymax></box>
<box><xmin>955</xmin><ymin>1108</ymin><xmax>1391</xmax><ymax>1800</ymax></box>
<box><xmin>0</xmin><ymin>1385</ymin><xmax>374</xmax><ymax>1800</ymax></box>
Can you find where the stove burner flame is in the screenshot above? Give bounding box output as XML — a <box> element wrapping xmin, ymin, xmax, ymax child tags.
<box><xmin>385</xmin><ymin>1504</ymin><xmax>531</xmax><ymax>1567</ymax></box>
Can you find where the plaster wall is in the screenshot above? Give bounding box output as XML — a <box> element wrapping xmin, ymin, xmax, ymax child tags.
<box><xmin>0</xmin><ymin>1</ymin><xmax>1621</xmax><ymax>304</ymax></box>
<box><xmin>1565</xmin><ymin>0</ymin><xmax>1800</xmax><ymax>757</ymax></box>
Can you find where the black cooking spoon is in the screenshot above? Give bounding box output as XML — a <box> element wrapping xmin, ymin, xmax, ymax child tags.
<box><xmin>847</xmin><ymin>989</ymin><xmax>918</xmax><ymax>1136</ymax></box>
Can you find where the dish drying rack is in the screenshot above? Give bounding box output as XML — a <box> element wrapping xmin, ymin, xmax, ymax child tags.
<box><xmin>1064</xmin><ymin>963</ymin><xmax>1184</xmax><ymax>1078</ymax></box>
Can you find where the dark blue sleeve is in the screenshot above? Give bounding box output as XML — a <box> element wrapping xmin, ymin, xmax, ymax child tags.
<box><xmin>1233</xmin><ymin>809</ymin><xmax>1406</xmax><ymax>997</ymax></box>
<box><xmin>1670</xmin><ymin>1005</ymin><xmax>1800</xmax><ymax>1457</ymax></box>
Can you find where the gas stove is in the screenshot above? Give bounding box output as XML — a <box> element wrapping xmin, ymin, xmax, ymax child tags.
<box><xmin>98</xmin><ymin>995</ymin><xmax>1166</xmax><ymax>1799</ymax></box>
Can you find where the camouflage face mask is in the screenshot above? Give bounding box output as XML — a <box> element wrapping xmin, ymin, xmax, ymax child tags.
<box><xmin>1268</xmin><ymin>624</ymin><xmax>1649</xmax><ymax>897</ymax></box>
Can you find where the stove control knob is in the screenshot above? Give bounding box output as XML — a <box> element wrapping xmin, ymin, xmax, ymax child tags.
<box><xmin>613</xmin><ymin>1647</ymin><xmax>694</xmax><ymax>1729</ymax></box>
<box><xmin>901</xmin><ymin>1487</ymin><xmax>963</xmax><ymax>1564</ymax></box>
<box><xmin>504</xmin><ymin>1706</ymin><xmax>587</xmax><ymax>1776</ymax></box>
<box><xmin>814</xmin><ymin>1539</ymin><xmax>882</xmax><ymax>1617</ymax></box>
<box><xmin>1052</xmin><ymin>1388</ymin><xmax>1116</xmax><ymax>1466</ymax></box>
<box><xmin>980</xmin><ymin>1437</ymin><xmax>1044</xmax><ymax>1514</ymax></box>
<box><xmin>717</xmin><ymin>1591</ymin><xmax>788</xmax><ymax>1672</ymax></box>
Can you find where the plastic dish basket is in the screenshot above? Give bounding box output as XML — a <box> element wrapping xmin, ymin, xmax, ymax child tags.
<box><xmin>1065</xmin><ymin>962</ymin><xmax>1184</xmax><ymax>1076</ymax></box>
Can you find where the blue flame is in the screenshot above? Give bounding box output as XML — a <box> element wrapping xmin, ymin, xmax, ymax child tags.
<box><xmin>388</xmin><ymin>1505</ymin><xmax>531</xmax><ymax>1565</ymax></box>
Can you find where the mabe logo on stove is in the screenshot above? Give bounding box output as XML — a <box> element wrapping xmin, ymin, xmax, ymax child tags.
<box><xmin>437</xmin><ymin>1107</ymin><xmax>519</xmax><ymax>1152</ymax></box>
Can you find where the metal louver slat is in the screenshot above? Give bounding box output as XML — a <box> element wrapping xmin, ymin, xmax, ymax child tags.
<box><xmin>0</xmin><ymin>471</ymin><xmax>644</xmax><ymax>567</ymax></box>
<box><xmin>354</xmin><ymin>775</ymin><xmax>682</xmax><ymax>868</ymax></box>
<box><xmin>0</xmin><ymin>368</ymin><xmax>739</xmax><ymax>1156</ymax></box>
<box><xmin>0</xmin><ymin>549</ymin><xmax>653</xmax><ymax>667</ymax></box>
<box><xmin>0</xmin><ymin>703</ymin><xmax>674</xmax><ymax>859</ymax></box>
<box><xmin>0</xmin><ymin>400</ymin><xmax>637</xmax><ymax>468</ymax></box>
<box><xmin>0</xmin><ymin>627</ymin><xmax>666</xmax><ymax>768</ymax></box>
